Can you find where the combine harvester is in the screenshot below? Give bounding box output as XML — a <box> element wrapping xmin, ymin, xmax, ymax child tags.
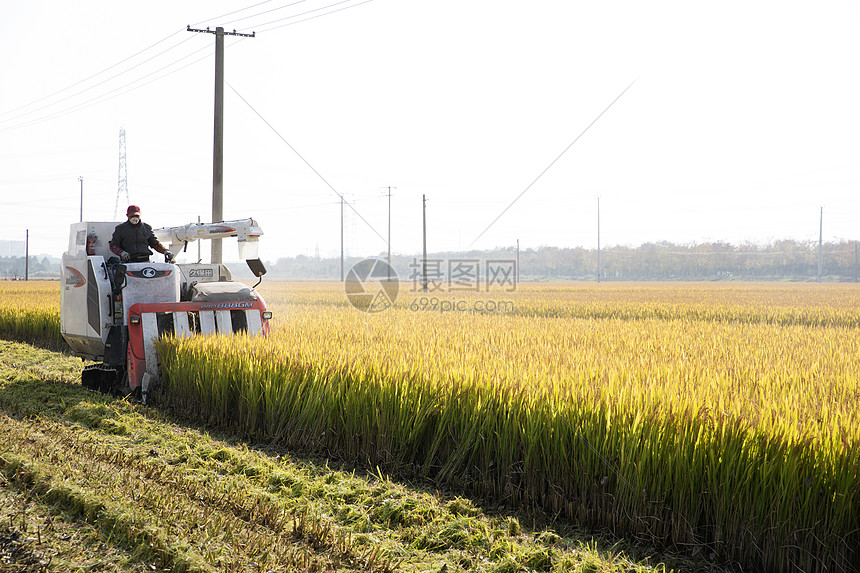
<box><xmin>61</xmin><ymin>219</ymin><xmax>271</xmax><ymax>402</ymax></box>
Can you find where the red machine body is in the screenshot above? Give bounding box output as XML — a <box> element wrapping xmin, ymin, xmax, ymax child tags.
<box><xmin>126</xmin><ymin>297</ymin><xmax>270</xmax><ymax>393</ymax></box>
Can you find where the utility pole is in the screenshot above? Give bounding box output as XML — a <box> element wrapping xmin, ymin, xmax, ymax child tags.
<box><xmin>340</xmin><ymin>196</ymin><xmax>344</xmax><ymax>281</ymax></box>
<box><xmin>422</xmin><ymin>194</ymin><xmax>427</xmax><ymax>292</ymax></box>
<box><xmin>855</xmin><ymin>241</ymin><xmax>859</xmax><ymax>283</ymax></box>
<box><xmin>384</xmin><ymin>186</ymin><xmax>396</xmax><ymax>280</ymax></box>
<box><xmin>817</xmin><ymin>206</ymin><xmax>823</xmax><ymax>282</ymax></box>
<box><xmin>597</xmin><ymin>196</ymin><xmax>601</xmax><ymax>283</ymax></box>
<box><xmin>187</xmin><ymin>25</ymin><xmax>255</xmax><ymax>264</ymax></box>
<box><xmin>24</xmin><ymin>230</ymin><xmax>29</xmax><ymax>282</ymax></box>
<box><xmin>78</xmin><ymin>176</ymin><xmax>83</xmax><ymax>222</ymax></box>
<box><xmin>516</xmin><ymin>238</ymin><xmax>520</xmax><ymax>285</ymax></box>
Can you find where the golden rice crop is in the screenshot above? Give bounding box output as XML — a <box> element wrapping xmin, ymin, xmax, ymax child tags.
<box><xmin>158</xmin><ymin>282</ymin><xmax>860</xmax><ymax>573</ymax></box>
<box><xmin>2</xmin><ymin>279</ymin><xmax>858</xmax><ymax>571</ymax></box>
<box><xmin>0</xmin><ymin>281</ymin><xmax>62</xmax><ymax>348</ymax></box>
<box><xmin>269</xmin><ymin>280</ymin><xmax>860</xmax><ymax>326</ymax></box>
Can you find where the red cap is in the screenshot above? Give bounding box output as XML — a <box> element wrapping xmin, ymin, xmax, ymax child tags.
<box><xmin>126</xmin><ymin>205</ymin><xmax>141</xmax><ymax>217</ymax></box>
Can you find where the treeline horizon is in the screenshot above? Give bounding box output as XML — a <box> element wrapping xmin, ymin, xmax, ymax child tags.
<box><xmin>0</xmin><ymin>255</ymin><xmax>60</xmax><ymax>280</ymax></box>
<box><xmin>260</xmin><ymin>238</ymin><xmax>860</xmax><ymax>282</ymax></box>
<box><xmin>5</xmin><ymin>239</ymin><xmax>860</xmax><ymax>282</ymax></box>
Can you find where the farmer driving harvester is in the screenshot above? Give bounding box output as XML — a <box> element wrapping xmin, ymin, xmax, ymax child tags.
<box><xmin>109</xmin><ymin>205</ymin><xmax>173</xmax><ymax>263</ymax></box>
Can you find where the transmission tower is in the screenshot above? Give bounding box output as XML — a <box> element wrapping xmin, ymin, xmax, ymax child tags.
<box><xmin>114</xmin><ymin>128</ymin><xmax>129</xmax><ymax>219</ymax></box>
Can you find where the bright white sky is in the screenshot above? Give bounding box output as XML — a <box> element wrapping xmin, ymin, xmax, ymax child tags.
<box><xmin>1</xmin><ymin>1</ymin><xmax>858</xmax><ymax>262</ymax></box>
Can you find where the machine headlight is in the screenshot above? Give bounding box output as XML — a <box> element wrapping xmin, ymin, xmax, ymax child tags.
<box><xmin>261</xmin><ymin>311</ymin><xmax>272</xmax><ymax>320</ymax></box>
<box><xmin>129</xmin><ymin>316</ymin><xmax>141</xmax><ymax>325</ymax></box>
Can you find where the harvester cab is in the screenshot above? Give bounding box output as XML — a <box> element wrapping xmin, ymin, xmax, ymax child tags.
<box><xmin>61</xmin><ymin>218</ymin><xmax>271</xmax><ymax>403</ymax></box>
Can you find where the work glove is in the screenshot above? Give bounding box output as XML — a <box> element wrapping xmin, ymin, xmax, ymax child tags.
<box><xmin>164</xmin><ymin>252</ymin><xmax>175</xmax><ymax>263</ymax></box>
<box><xmin>120</xmin><ymin>251</ymin><xmax>131</xmax><ymax>262</ymax></box>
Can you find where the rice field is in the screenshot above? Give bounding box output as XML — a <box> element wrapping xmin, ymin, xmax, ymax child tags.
<box><xmin>0</xmin><ymin>280</ymin><xmax>62</xmax><ymax>348</ymax></box>
<box><xmin>159</xmin><ymin>281</ymin><xmax>860</xmax><ymax>573</ymax></box>
<box><xmin>1</xmin><ymin>280</ymin><xmax>858</xmax><ymax>572</ymax></box>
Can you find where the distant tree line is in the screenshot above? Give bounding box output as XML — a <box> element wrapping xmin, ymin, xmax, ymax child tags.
<box><xmin>8</xmin><ymin>240</ymin><xmax>857</xmax><ymax>282</ymax></box>
<box><xmin>0</xmin><ymin>256</ymin><xmax>60</xmax><ymax>280</ymax></box>
<box><xmin>259</xmin><ymin>239</ymin><xmax>860</xmax><ymax>282</ymax></box>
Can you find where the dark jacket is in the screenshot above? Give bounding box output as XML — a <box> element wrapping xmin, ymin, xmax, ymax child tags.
<box><xmin>110</xmin><ymin>221</ymin><xmax>161</xmax><ymax>260</ymax></box>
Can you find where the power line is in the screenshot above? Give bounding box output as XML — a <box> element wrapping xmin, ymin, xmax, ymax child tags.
<box><xmin>227</xmin><ymin>82</ymin><xmax>389</xmax><ymax>248</ymax></box>
<box><xmin>267</xmin><ymin>200</ymin><xmax>344</xmax><ymax>211</ymax></box>
<box><xmin>0</xmin><ymin>34</ymin><xmax>201</xmax><ymax>128</ymax></box>
<box><xmin>251</xmin><ymin>0</ymin><xmax>375</xmax><ymax>33</ymax></box>
<box><xmin>0</xmin><ymin>0</ymin><xmax>357</xmax><ymax>130</ymax></box>
<box><xmin>470</xmin><ymin>78</ymin><xmax>638</xmax><ymax>248</ymax></box>
<box><xmin>265</xmin><ymin>197</ymin><xmax>380</xmax><ymax>211</ymax></box>
<box><xmin>190</xmin><ymin>0</ymin><xmax>277</xmax><ymax>27</ymax></box>
<box><xmin>191</xmin><ymin>0</ymin><xmax>371</xmax><ymax>34</ymax></box>
<box><xmin>0</xmin><ymin>28</ymin><xmax>185</xmax><ymax>120</ymax></box>
<box><xmin>222</xmin><ymin>0</ymin><xmax>312</xmax><ymax>27</ymax></box>
<box><xmin>0</xmin><ymin>40</ymin><xmax>216</xmax><ymax>133</ymax></box>
<box><xmin>0</xmin><ymin>0</ymin><xmax>375</xmax><ymax>135</ymax></box>
<box><xmin>0</xmin><ymin>0</ymin><xmax>284</xmax><ymax>120</ymax></box>
<box><xmin>240</xmin><ymin>0</ymin><xmax>355</xmax><ymax>31</ymax></box>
